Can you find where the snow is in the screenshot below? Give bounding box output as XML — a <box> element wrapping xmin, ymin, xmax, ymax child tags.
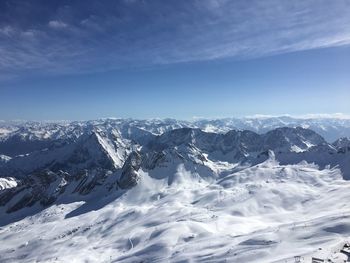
<box><xmin>312</xmin><ymin>241</ymin><xmax>349</xmax><ymax>263</ymax></box>
<box><xmin>291</xmin><ymin>145</ymin><xmax>304</xmax><ymax>152</ymax></box>
<box><xmin>95</xmin><ymin>131</ymin><xmax>126</xmax><ymax>168</ymax></box>
<box><xmin>0</xmin><ymin>128</ymin><xmax>14</xmax><ymax>137</ymax></box>
<box><xmin>0</xmin><ymin>177</ymin><xmax>17</xmax><ymax>190</ymax></box>
<box><xmin>1</xmin><ymin>120</ymin><xmax>350</xmax><ymax>262</ymax></box>
<box><xmin>2</xmin><ymin>117</ymin><xmax>350</xmax><ymax>144</ymax></box>
<box><xmin>0</xmin><ymin>154</ymin><xmax>11</xmax><ymax>162</ymax></box>
<box><xmin>0</xmin><ymin>158</ymin><xmax>349</xmax><ymax>262</ymax></box>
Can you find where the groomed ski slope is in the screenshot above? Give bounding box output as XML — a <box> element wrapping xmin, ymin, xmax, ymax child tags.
<box><xmin>0</xmin><ymin>157</ymin><xmax>349</xmax><ymax>262</ymax></box>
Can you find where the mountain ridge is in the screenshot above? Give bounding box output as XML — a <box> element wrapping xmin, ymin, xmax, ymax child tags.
<box><xmin>0</xmin><ymin>120</ymin><xmax>350</xmax><ymax>262</ymax></box>
<box><xmin>0</xmin><ymin>123</ymin><xmax>349</xmax><ymax>217</ymax></box>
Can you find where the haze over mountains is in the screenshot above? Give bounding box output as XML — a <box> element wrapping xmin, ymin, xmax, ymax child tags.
<box><xmin>0</xmin><ymin>116</ymin><xmax>350</xmax><ymax>262</ymax></box>
<box><xmin>1</xmin><ymin>115</ymin><xmax>350</xmax><ymax>142</ymax></box>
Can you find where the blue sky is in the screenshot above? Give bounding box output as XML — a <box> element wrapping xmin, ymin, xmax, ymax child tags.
<box><xmin>0</xmin><ymin>0</ymin><xmax>350</xmax><ymax>120</ymax></box>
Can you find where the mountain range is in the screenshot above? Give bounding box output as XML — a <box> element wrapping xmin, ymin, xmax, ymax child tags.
<box><xmin>0</xmin><ymin>117</ymin><xmax>349</xmax><ymax>262</ymax></box>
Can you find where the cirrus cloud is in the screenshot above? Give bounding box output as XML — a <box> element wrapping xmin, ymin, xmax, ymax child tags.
<box><xmin>48</xmin><ymin>20</ymin><xmax>68</xmax><ymax>29</ymax></box>
<box><xmin>0</xmin><ymin>0</ymin><xmax>349</xmax><ymax>79</ymax></box>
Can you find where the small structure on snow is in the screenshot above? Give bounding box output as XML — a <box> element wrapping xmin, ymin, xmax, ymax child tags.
<box><xmin>311</xmin><ymin>241</ymin><xmax>350</xmax><ymax>263</ymax></box>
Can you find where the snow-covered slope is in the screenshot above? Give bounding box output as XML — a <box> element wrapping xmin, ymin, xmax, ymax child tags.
<box><xmin>1</xmin><ymin>125</ymin><xmax>349</xmax><ymax>212</ymax></box>
<box><xmin>1</xmin><ymin>117</ymin><xmax>350</xmax><ymax>151</ymax></box>
<box><xmin>0</xmin><ymin>129</ymin><xmax>130</xmax><ymax>178</ymax></box>
<box><xmin>0</xmin><ymin>154</ymin><xmax>11</xmax><ymax>166</ymax></box>
<box><xmin>0</xmin><ymin>177</ymin><xmax>17</xmax><ymax>191</ymax></box>
<box><xmin>0</xmin><ymin>121</ymin><xmax>350</xmax><ymax>262</ymax></box>
<box><xmin>0</xmin><ymin>157</ymin><xmax>349</xmax><ymax>262</ymax></box>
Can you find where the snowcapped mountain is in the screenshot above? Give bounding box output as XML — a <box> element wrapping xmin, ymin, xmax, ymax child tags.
<box><xmin>0</xmin><ymin>118</ymin><xmax>350</xmax><ymax>262</ymax></box>
<box><xmin>193</xmin><ymin>116</ymin><xmax>350</xmax><ymax>142</ymax></box>
<box><xmin>333</xmin><ymin>137</ymin><xmax>350</xmax><ymax>150</ymax></box>
<box><xmin>0</xmin><ymin>129</ymin><xmax>130</xmax><ymax>178</ymax></box>
<box><xmin>1</xmin><ymin>155</ymin><xmax>349</xmax><ymax>262</ymax></box>
<box><xmin>1</xmin><ymin>116</ymin><xmax>350</xmax><ymax>147</ymax></box>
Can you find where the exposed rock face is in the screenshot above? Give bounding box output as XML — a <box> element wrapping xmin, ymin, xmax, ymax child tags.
<box><xmin>333</xmin><ymin>137</ymin><xmax>350</xmax><ymax>153</ymax></box>
<box><xmin>0</xmin><ymin>124</ymin><xmax>350</xmax><ymax>214</ymax></box>
<box><xmin>73</xmin><ymin>169</ymin><xmax>112</xmax><ymax>195</ymax></box>
<box><xmin>0</xmin><ymin>132</ymin><xmax>57</xmax><ymax>157</ymax></box>
<box><xmin>0</xmin><ymin>131</ymin><xmax>125</xmax><ymax>178</ymax></box>
<box><xmin>262</xmin><ymin>127</ymin><xmax>326</xmax><ymax>153</ymax></box>
<box><xmin>0</xmin><ymin>170</ymin><xmax>68</xmax><ymax>213</ymax></box>
<box><xmin>118</xmin><ymin>151</ymin><xmax>142</xmax><ymax>189</ymax></box>
<box><xmin>142</xmin><ymin>151</ymin><xmax>166</xmax><ymax>170</ymax></box>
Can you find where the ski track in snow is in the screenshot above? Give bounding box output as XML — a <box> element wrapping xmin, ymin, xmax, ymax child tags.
<box><xmin>0</xmin><ymin>160</ymin><xmax>349</xmax><ymax>262</ymax></box>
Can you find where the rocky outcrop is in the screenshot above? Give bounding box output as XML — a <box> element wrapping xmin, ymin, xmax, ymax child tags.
<box><xmin>333</xmin><ymin>137</ymin><xmax>350</xmax><ymax>154</ymax></box>
<box><xmin>0</xmin><ymin>170</ymin><xmax>68</xmax><ymax>213</ymax></box>
<box><xmin>1</xmin><ymin>125</ymin><xmax>350</xmax><ymax>215</ymax></box>
<box><xmin>118</xmin><ymin>151</ymin><xmax>142</xmax><ymax>189</ymax></box>
<box><xmin>0</xmin><ymin>130</ymin><xmax>125</xmax><ymax>178</ymax></box>
<box><xmin>73</xmin><ymin>169</ymin><xmax>111</xmax><ymax>195</ymax></box>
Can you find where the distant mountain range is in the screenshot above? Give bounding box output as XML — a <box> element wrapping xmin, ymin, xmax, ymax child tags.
<box><xmin>0</xmin><ymin>118</ymin><xmax>350</xmax><ymax>262</ymax></box>
<box><xmin>0</xmin><ymin>117</ymin><xmax>349</xmax><ymax>215</ymax></box>
<box><xmin>2</xmin><ymin>116</ymin><xmax>350</xmax><ymax>144</ymax></box>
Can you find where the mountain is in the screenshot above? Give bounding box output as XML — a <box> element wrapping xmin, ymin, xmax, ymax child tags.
<box><xmin>0</xmin><ymin>129</ymin><xmax>130</xmax><ymax>178</ymax></box>
<box><xmin>150</xmin><ymin>127</ymin><xmax>350</xmax><ymax>184</ymax></box>
<box><xmin>1</xmin><ymin>117</ymin><xmax>350</xmax><ymax>150</ymax></box>
<box><xmin>193</xmin><ymin>116</ymin><xmax>350</xmax><ymax>142</ymax></box>
<box><xmin>0</xmin><ymin>119</ymin><xmax>350</xmax><ymax>262</ymax></box>
<box><xmin>0</xmin><ymin>155</ymin><xmax>349</xmax><ymax>262</ymax></box>
<box><xmin>0</xmin><ymin>123</ymin><xmax>349</xmax><ymax>213</ymax></box>
<box><xmin>333</xmin><ymin>137</ymin><xmax>350</xmax><ymax>150</ymax></box>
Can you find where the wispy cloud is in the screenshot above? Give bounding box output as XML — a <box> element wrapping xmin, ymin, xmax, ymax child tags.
<box><xmin>48</xmin><ymin>20</ymin><xmax>68</xmax><ymax>29</ymax></box>
<box><xmin>0</xmin><ymin>0</ymin><xmax>350</xmax><ymax>79</ymax></box>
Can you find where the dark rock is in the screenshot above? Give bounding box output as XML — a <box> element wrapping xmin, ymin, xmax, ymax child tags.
<box><xmin>0</xmin><ymin>170</ymin><xmax>68</xmax><ymax>213</ymax></box>
<box><xmin>118</xmin><ymin>151</ymin><xmax>142</xmax><ymax>189</ymax></box>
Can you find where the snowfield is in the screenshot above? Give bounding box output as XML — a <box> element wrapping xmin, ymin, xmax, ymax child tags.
<box><xmin>0</xmin><ymin>119</ymin><xmax>349</xmax><ymax>262</ymax></box>
<box><xmin>0</xmin><ymin>157</ymin><xmax>349</xmax><ymax>262</ymax></box>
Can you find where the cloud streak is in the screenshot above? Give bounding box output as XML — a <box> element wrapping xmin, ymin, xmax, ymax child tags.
<box><xmin>0</xmin><ymin>0</ymin><xmax>350</xmax><ymax>79</ymax></box>
<box><xmin>48</xmin><ymin>20</ymin><xmax>68</xmax><ymax>29</ymax></box>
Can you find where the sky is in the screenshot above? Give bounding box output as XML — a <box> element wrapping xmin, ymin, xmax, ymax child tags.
<box><xmin>0</xmin><ymin>0</ymin><xmax>350</xmax><ymax>120</ymax></box>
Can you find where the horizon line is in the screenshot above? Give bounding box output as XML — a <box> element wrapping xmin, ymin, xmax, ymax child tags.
<box><xmin>1</xmin><ymin>113</ymin><xmax>350</xmax><ymax>123</ymax></box>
